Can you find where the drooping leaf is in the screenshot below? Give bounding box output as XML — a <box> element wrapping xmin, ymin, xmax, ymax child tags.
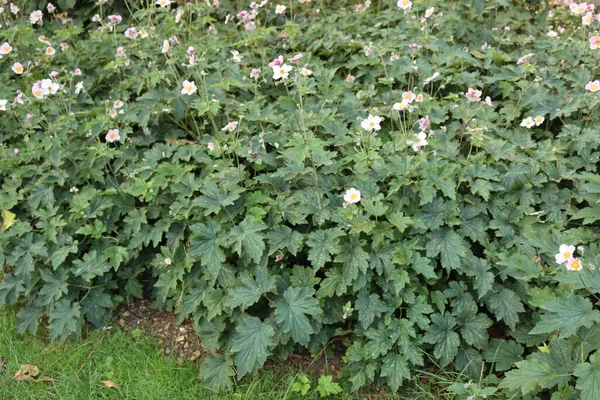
<box><xmin>335</xmin><ymin>236</ymin><xmax>370</xmax><ymax>285</ymax></box>
<box><xmin>81</xmin><ymin>288</ymin><xmax>112</xmax><ymax>328</ymax></box>
<box><xmin>500</xmin><ymin>358</ymin><xmax>556</xmax><ymax>395</ymax></box>
<box><xmin>426</xmin><ymin>228</ymin><xmax>466</xmax><ymax>272</ymax></box>
<box><xmin>455</xmin><ymin>348</ymin><xmax>484</xmax><ymax>379</ymax></box>
<box><xmin>48</xmin><ymin>300</ymin><xmax>81</xmax><ymax>343</ymax></box>
<box><xmin>226</xmin><ymin>217</ymin><xmax>267</xmax><ymax>265</ymax></box>
<box><xmin>0</xmin><ymin>274</ymin><xmax>25</xmax><ymax>307</ymax></box>
<box><xmin>274</xmin><ymin>287</ymin><xmax>322</xmax><ymax>346</ymax></box>
<box><xmin>423</xmin><ymin>312</ymin><xmax>460</xmax><ymax>367</ymax></box>
<box><xmin>38</xmin><ymin>269</ymin><xmax>69</xmax><ymax>306</ymax></box>
<box><xmin>486</xmin><ymin>288</ymin><xmax>524</xmax><ymax>330</ymax></box>
<box><xmin>231</xmin><ymin>317</ymin><xmax>274</xmax><ymax>379</ymax></box>
<box><xmin>463</xmin><ymin>257</ymin><xmax>494</xmax><ymax>299</ymax></box>
<box><xmin>199</xmin><ymin>354</ymin><xmax>235</xmax><ymax>392</ymax></box>
<box><xmin>380</xmin><ymin>353</ymin><xmax>411</xmax><ymax>391</ymax></box>
<box><xmin>225</xmin><ymin>268</ymin><xmax>276</xmax><ymax>311</ymax></box>
<box><xmin>455</xmin><ymin>300</ymin><xmax>492</xmax><ymax>349</ymax></box>
<box><xmin>72</xmin><ymin>251</ymin><xmax>111</xmax><ymax>282</ymax></box>
<box><xmin>483</xmin><ymin>339</ymin><xmax>524</xmax><ymax>371</ymax></box>
<box><xmin>193</xmin><ymin>181</ymin><xmax>240</xmax><ymax>215</ymax></box>
<box><xmin>530</xmin><ymin>294</ymin><xmax>600</xmax><ymax>339</ymax></box>
<box><xmin>316</xmin><ymin>267</ymin><xmax>346</xmax><ymax>298</ymax></box>
<box><xmin>102</xmin><ymin>246</ymin><xmax>128</xmax><ymax>271</ymax></box>
<box><xmin>306</xmin><ymin>229</ymin><xmax>341</xmax><ymax>270</ymax></box>
<box><xmin>16</xmin><ymin>305</ymin><xmax>44</xmax><ymax>334</ymax></box>
<box><xmin>266</xmin><ymin>226</ymin><xmax>304</xmax><ymax>256</ymax></box>
<box><xmin>8</xmin><ymin>233</ymin><xmax>48</xmax><ymax>283</ymax></box>
<box><xmin>574</xmin><ymin>351</ymin><xmax>600</xmax><ymax>400</ymax></box>
<box><xmin>50</xmin><ymin>243</ymin><xmax>78</xmax><ymax>270</ymax></box>
<box><xmin>189</xmin><ymin>220</ymin><xmax>225</xmax><ymax>281</ymax></box>
<box><xmin>355</xmin><ymin>291</ymin><xmax>384</xmax><ymax>329</ymax></box>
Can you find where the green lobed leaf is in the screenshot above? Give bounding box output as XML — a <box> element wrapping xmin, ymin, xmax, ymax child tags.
<box><xmin>48</xmin><ymin>299</ymin><xmax>81</xmax><ymax>343</ymax></box>
<box><xmin>274</xmin><ymin>287</ymin><xmax>322</xmax><ymax>346</ymax></box>
<box><xmin>316</xmin><ymin>375</ymin><xmax>343</xmax><ymax>397</ymax></box>
<box><xmin>530</xmin><ymin>294</ymin><xmax>600</xmax><ymax>339</ymax></box>
<box><xmin>72</xmin><ymin>250</ymin><xmax>111</xmax><ymax>282</ymax></box>
<box><xmin>199</xmin><ymin>354</ymin><xmax>235</xmax><ymax>392</ymax></box>
<box><xmin>482</xmin><ymin>339</ymin><xmax>524</xmax><ymax>372</ymax></box>
<box><xmin>423</xmin><ymin>312</ymin><xmax>460</xmax><ymax>367</ymax></box>
<box><xmin>226</xmin><ymin>217</ymin><xmax>267</xmax><ymax>265</ymax></box>
<box><xmin>575</xmin><ymin>352</ymin><xmax>600</xmax><ymax>400</ymax></box>
<box><xmin>486</xmin><ymin>288</ymin><xmax>524</xmax><ymax>330</ymax></box>
<box><xmin>231</xmin><ymin>316</ymin><xmax>275</xmax><ymax>379</ymax></box>
<box><xmin>380</xmin><ymin>353</ymin><xmax>411</xmax><ymax>392</ymax></box>
<box><xmin>224</xmin><ymin>268</ymin><xmax>276</xmax><ymax>311</ymax></box>
<box><xmin>16</xmin><ymin>305</ymin><xmax>44</xmax><ymax>335</ymax></box>
<box><xmin>266</xmin><ymin>225</ymin><xmax>304</xmax><ymax>256</ymax></box>
<box><xmin>306</xmin><ymin>229</ymin><xmax>341</xmax><ymax>270</ymax></box>
<box><xmin>426</xmin><ymin>228</ymin><xmax>466</xmax><ymax>272</ymax></box>
<box><xmin>189</xmin><ymin>220</ymin><xmax>225</xmax><ymax>281</ymax></box>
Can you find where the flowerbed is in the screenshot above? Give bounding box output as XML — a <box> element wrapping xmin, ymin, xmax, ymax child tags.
<box><xmin>1</xmin><ymin>0</ymin><xmax>600</xmax><ymax>397</ymax></box>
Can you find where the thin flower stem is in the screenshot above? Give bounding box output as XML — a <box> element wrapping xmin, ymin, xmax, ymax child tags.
<box><xmin>578</xmin><ymin>273</ymin><xmax>600</xmax><ymax>303</ymax></box>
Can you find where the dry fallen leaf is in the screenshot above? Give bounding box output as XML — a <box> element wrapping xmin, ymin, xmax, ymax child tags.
<box><xmin>13</xmin><ymin>365</ymin><xmax>39</xmax><ymax>381</ymax></box>
<box><xmin>13</xmin><ymin>365</ymin><xmax>56</xmax><ymax>382</ymax></box>
<box><xmin>1</xmin><ymin>210</ymin><xmax>17</xmax><ymax>231</ymax></box>
<box><xmin>101</xmin><ymin>380</ymin><xmax>120</xmax><ymax>389</ymax></box>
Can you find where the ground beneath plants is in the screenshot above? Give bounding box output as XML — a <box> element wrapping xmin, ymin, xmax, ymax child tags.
<box><xmin>117</xmin><ymin>300</ymin><xmax>346</xmax><ymax>379</ymax></box>
<box><xmin>116</xmin><ymin>300</ymin><xmax>204</xmax><ymax>362</ymax></box>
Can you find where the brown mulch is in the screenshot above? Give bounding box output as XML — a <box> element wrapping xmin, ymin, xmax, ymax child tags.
<box><xmin>115</xmin><ymin>300</ymin><xmax>205</xmax><ymax>362</ymax></box>
<box><xmin>114</xmin><ymin>300</ymin><xmax>347</xmax><ymax>375</ymax></box>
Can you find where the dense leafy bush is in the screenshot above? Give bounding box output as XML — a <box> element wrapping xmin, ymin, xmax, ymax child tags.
<box><xmin>2</xmin><ymin>0</ymin><xmax>600</xmax><ymax>396</ymax></box>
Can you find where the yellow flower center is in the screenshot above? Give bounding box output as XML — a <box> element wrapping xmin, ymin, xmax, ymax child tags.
<box><xmin>572</xmin><ymin>261</ymin><xmax>582</xmax><ymax>270</ymax></box>
<box><xmin>563</xmin><ymin>252</ymin><xmax>570</xmax><ymax>258</ymax></box>
<box><xmin>350</xmin><ymin>193</ymin><xmax>357</xmax><ymax>200</ymax></box>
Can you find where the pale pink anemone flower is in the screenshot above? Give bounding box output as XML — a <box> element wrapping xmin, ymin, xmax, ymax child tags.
<box><xmin>250</xmin><ymin>68</ymin><xmax>261</xmax><ymax>79</ymax></box>
<box><xmin>272</xmin><ymin>64</ymin><xmax>292</xmax><ymax>80</ymax></box>
<box><xmin>124</xmin><ymin>27</ymin><xmax>138</xmax><ymax>39</ymax></box>
<box><xmin>402</xmin><ymin>91</ymin><xmax>417</xmax><ymax>103</ymax></box>
<box><xmin>465</xmin><ymin>88</ymin><xmax>482</xmax><ymax>102</ymax></box>
<box><xmin>586</xmin><ymin>80</ymin><xmax>600</xmax><ymax>92</ymax></box>
<box><xmin>344</xmin><ymin>188</ymin><xmax>361</xmax><ymax>204</ymax></box>
<box><xmin>590</xmin><ymin>36</ymin><xmax>600</xmax><ymax>50</ymax></box>
<box><xmin>360</xmin><ymin>114</ymin><xmax>383</xmax><ymax>131</ymax></box>
<box><xmin>555</xmin><ymin>244</ymin><xmax>575</xmax><ymax>264</ymax></box>
<box><xmin>288</xmin><ymin>53</ymin><xmax>303</xmax><ymax>63</ymax></box>
<box><xmin>566</xmin><ymin>257</ymin><xmax>583</xmax><ymax>272</ymax></box>
<box><xmin>268</xmin><ymin>55</ymin><xmax>284</xmax><ymax>68</ymax></box>
<box><xmin>105</xmin><ymin>129</ymin><xmax>121</xmax><ymax>143</ymax></box>
<box><xmin>407</xmin><ymin>132</ymin><xmax>428</xmax><ymax>151</ymax></box>
<box><xmin>520</xmin><ymin>117</ymin><xmax>535</xmax><ymax>129</ymax></box>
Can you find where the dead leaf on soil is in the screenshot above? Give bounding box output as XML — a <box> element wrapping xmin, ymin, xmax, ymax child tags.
<box><xmin>101</xmin><ymin>380</ymin><xmax>120</xmax><ymax>389</ymax></box>
<box><xmin>13</xmin><ymin>365</ymin><xmax>39</xmax><ymax>381</ymax></box>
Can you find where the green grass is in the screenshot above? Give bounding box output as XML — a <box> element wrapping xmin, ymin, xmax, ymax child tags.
<box><xmin>0</xmin><ymin>308</ymin><xmax>459</xmax><ymax>399</ymax></box>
